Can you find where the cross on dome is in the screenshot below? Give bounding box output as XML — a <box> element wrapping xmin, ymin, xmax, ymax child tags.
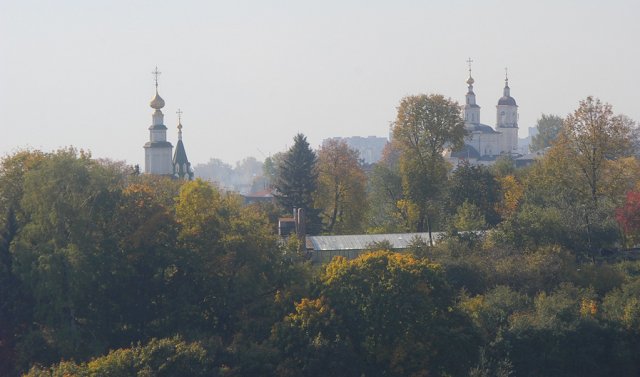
<box><xmin>149</xmin><ymin>66</ymin><xmax>165</xmax><ymax>109</ymax></box>
<box><xmin>176</xmin><ymin>108</ymin><xmax>184</xmax><ymax>140</ymax></box>
<box><xmin>466</xmin><ymin>57</ymin><xmax>475</xmax><ymax>85</ymax></box>
<box><xmin>152</xmin><ymin>66</ymin><xmax>161</xmax><ymax>90</ymax></box>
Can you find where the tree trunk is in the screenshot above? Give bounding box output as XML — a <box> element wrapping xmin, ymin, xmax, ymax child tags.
<box><xmin>328</xmin><ymin>182</ymin><xmax>340</xmax><ymax>233</ymax></box>
<box><xmin>426</xmin><ymin>214</ymin><xmax>433</xmax><ymax>247</ymax></box>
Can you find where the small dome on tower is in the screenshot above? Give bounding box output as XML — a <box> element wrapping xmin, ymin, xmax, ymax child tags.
<box><xmin>150</xmin><ymin>91</ymin><xmax>165</xmax><ymax>109</ymax></box>
<box><xmin>498</xmin><ymin>96</ymin><xmax>517</xmax><ymax>106</ymax></box>
<box><xmin>498</xmin><ymin>70</ymin><xmax>516</xmax><ymax>106</ymax></box>
<box><xmin>467</xmin><ymin>76</ymin><xmax>474</xmax><ymax>85</ymax></box>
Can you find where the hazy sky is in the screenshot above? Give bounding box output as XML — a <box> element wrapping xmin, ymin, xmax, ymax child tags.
<box><xmin>1</xmin><ymin>0</ymin><xmax>639</xmax><ymax>166</ymax></box>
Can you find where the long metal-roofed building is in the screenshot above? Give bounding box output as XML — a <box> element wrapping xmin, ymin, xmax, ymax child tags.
<box><xmin>306</xmin><ymin>232</ymin><xmax>444</xmax><ymax>264</ymax></box>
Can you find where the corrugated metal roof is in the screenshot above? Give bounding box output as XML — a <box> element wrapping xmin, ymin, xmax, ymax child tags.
<box><xmin>307</xmin><ymin>232</ymin><xmax>442</xmax><ymax>251</ymax></box>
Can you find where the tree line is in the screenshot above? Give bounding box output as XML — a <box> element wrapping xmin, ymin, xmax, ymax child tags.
<box><xmin>271</xmin><ymin>95</ymin><xmax>640</xmax><ymax>251</ymax></box>
<box><xmin>0</xmin><ymin>94</ymin><xmax>640</xmax><ymax>376</ymax></box>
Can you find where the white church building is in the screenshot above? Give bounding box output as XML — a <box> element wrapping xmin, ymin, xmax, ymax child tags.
<box><xmin>143</xmin><ymin>67</ymin><xmax>194</xmax><ymax>180</ymax></box>
<box><xmin>446</xmin><ymin>66</ymin><xmax>520</xmax><ymax>166</ymax></box>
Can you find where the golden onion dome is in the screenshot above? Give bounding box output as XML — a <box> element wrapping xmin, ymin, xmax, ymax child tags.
<box><xmin>150</xmin><ymin>91</ymin><xmax>165</xmax><ymax>109</ymax></box>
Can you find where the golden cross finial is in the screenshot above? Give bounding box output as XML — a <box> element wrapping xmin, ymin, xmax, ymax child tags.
<box><xmin>152</xmin><ymin>66</ymin><xmax>161</xmax><ymax>89</ymax></box>
<box><xmin>176</xmin><ymin>108</ymin><xmax>183</xmax><ymax>123</ymax></box>
<box><xmin>466</xmin><ymin>57</ymin><xmax>473</xmax><ymax>76</ymax></box>
<box><xmin>505</xmin><ymin>67</ymin><xmax>509</xmax><ymax>82</ymax></box>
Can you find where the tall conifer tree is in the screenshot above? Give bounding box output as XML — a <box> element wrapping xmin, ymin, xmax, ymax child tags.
<box><xmin>274</xmin><ymin>134</ymin><xmax>321</xmax><ymax>234</ymax></box>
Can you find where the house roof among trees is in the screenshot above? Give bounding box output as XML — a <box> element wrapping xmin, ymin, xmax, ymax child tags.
<box><xmin>306</xmin><ymin>232</ymin><xmax>443</xmax><ymax>251</ymax></box>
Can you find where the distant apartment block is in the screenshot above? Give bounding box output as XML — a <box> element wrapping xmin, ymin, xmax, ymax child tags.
<box><xmin>324</xmin><ymin>136</ymin><xmax>388</xmax><ymax>164</ymax></box>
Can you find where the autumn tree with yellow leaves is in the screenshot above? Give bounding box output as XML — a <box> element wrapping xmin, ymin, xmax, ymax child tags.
<box><xmin>315</xmin><ymin>139</ymin><xmax>367</xmax><ymax>234</ymax></box>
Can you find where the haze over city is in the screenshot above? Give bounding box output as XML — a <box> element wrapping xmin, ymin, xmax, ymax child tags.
<box><xmin>1</xmin><ymin>0</ymin><xmax>638</xmax><ymax>166</ymax></box>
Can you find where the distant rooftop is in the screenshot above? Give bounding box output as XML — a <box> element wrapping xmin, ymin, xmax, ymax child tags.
<box><xmin>307</xmin><ymin>232</ymin><xmax>442</xmax><ymax>251</ymax></box>
<box><xmin>306</xmin><ymin>232</ymin><xmax>444</xmax><ymax>264</ymax></box>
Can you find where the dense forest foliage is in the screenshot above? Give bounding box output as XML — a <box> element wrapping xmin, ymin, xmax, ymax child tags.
<box><xmin>2</xmin><ymin>96</ymin><xmax>640</xmax><ymax>376</ymax></box>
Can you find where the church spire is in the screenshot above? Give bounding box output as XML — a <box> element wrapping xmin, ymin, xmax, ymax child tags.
<box><xmin>503</xmin><ymin>67</ymin><xmax>511</xmax><ymax>97</ymax></box>
<box><xmin>464</xmin><ymin>57</ymin><xmax>480</xmax><ymax>125</ymax></box>
<box><xmin>176</xmin><ymin>108</ymin><xmax>183</xmax><ymax>140</ymax></box>
<box><xmin>144</xmin><ymin>66</ymin><xmax>173</xmax><ymax>175</ymax></box>
<box><xmin>172</xmin><ymin>109</ymin><xmax>193</xmax><ymax>180</ymax></box>
<box><xmin>497</xmin><ymin>67</ymin><xmax>516</xmax><ymax>108</ymax></box>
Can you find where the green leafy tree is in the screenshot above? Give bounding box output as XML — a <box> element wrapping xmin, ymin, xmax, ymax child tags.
<box><xmin>527</xmin><ymin>98</ymin><xmax>636</xmax><ymax>250</ymax></box>
<box><xmin>393</xmin><ymin>94</ymin><xmax>466</xmax><ymax>240</ymax></box>
<box><xmin>501</xmin><ymin>283</ymin><xmax>635</xmax><ymax>377</ymax></box>
<box><xmin>460</xmin><ymin>285</ymin><xmax>530</xmax><ymax>341</ymax></box>
<box><xmin>273</xmin><ymin>251</ymin><xmax>480</xmax><ymax>377</ymax></box>
<box><xmin>366</xmin><ymin>141</ymin><xmax>408</xmax><ymax>233</ymax></box>
<box><xmin>262</xmin><ymin>152</ymin><xmax>283</xmax><ymax>188</ymax></box>
<box><xmin>603</xmin><ymin>277</ymin><xmax>640</xmax><ymax>331</ymax></box>
<box><xmin>0</xmin><ymin>149</ymin><xmax>184</xmax><ymax>375</ymax></box>
<box><xmin>24</xmin><ymin>337</ymin><xmax>216</xmax><ymax>377</ymax></box>
<box><xmin>174</xmin><ymin>179</ymin><xmax>286</xmax><ymax>342</ymax></box>
<box><xmin>273</xmin><ymin>134</ymin><xmax>321</xmax><ymax>234</ymax></box>
<box><xmin>559</xmin><ymin>97</ymin><xmax>634</xmax><ymax>206</ymax></box>
<box><xmin>491</xmin><ymin>154</ymin><xmax>516</xmax><ymax>177</ymax></box>
<box><xmin>315</xmin><ymin>139</ymin><xmax>367</xmax><ymax>234</ymax></box>
<box><xmin>10</xmin><ymin>149</ymin><xmax>129</xmax><ymax>366</ymax></box>
<box><xmin>490</xmin><ymin>204</ymin><xmax>569</xmax><ymax>251</ymax></box>
<box><xmin>530</xmin><ymin>114</ymin><xmax>563</xmax><ymax>152</ymax></box>
<box><xmin>0</xmin><ymin>150</ymin><xmax>46</xmax><ymax>376</ymax></box>
<box><xmin>271</xmin><ymin>297</ymin><xmax>358</xmax><ymax>377</ymax></box>
<box><xmin>453</xmin><ymin>200</ymin><xmax>487</xmax><ymax>231</ymax></box>
<box><xmin>515</xmin><ymin>150</ymin><xmax>596</xmax><ymax>250</ymax></box>
<box><xmin>496</xmin><ymin>174</ymin><xmax>524</xmax><ymax>220</ymax></box>
<box><xmin>446</xmin><ymin>162</ymin><xmax>501</xmax><ymax>226</ymax></box>
<box><xmin>105</xmin><ymin>183</ymin><xmax>180</xmax><ymax>345</ymax></box>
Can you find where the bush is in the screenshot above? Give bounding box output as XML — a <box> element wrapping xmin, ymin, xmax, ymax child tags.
<box><xmin>23</xmin><ymin>337</ymin><xmax>215</xmax><ymax>377</ymax></box>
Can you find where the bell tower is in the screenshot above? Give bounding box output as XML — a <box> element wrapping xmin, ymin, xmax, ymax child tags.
<box><xmin>496</xmin><ymin>68</ymin><xmax>518</xmax><ymax>154</ymax></box>
<box><xmin>144</xmin><ymin>67</ymin><xmax>174</xmax><ymax>175</ymax></box>
<box><xmin>464</xmin><ymin>58</ymin><xmax>481</xmax><ymax>126</ymax></box>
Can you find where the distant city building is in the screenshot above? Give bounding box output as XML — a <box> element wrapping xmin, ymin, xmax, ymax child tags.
<box><xmin>515</xmin><ymin>148</ymin><xmax>547</xmax><ymax>168</ymax></box>
<box><xmin>143</xmin><ymin>67</ymin><xmax>193</xmax><ymax>180</ymax></box>
<box><xmin>323</xmin><ymin>136</ymin><xmax>388</xmax><ymax>164</ymax></box>
<box><xmin>445</xmin><ymin>61</ymin><xmax>521</xmax><ymax>166</ymax></box>
<box><xmin>518</xmin><ymin>137</ymin><xmax>530</xmax><ymax>155</ymax></box>
<box><xmin>517</xmin><ymin>126</ymin><xmax>538</xmax><ymax>154</ymax></box>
